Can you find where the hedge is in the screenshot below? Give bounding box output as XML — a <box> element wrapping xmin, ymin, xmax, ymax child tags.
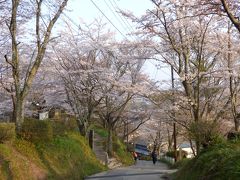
<box><xmin>19</xmin><ymin>118</ymin><xmax>53</xmax><ymax>142</ymax></box>
<box><xmin>0</xmin><ymin>123</ymin><xmax>16</xmax><ymax>143</ymax></box>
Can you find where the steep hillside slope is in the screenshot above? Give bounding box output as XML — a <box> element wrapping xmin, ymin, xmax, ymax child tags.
<box><xmin>0</xmin><ymin>132</ymin><xmax>106</xmax><ymax>180</ymax></box>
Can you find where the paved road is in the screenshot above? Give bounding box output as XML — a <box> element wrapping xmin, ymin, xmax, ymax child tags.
<box><xmin>85</xmin><ymin>160</ymin><xmax>176</xmax><ymax>180</ymax></box>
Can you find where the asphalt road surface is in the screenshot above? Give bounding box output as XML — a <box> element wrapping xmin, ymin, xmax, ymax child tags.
<box><xmin>85</xmin><ymin>160</ymin><xmax>176</xmax><ymax>180</ymax></box>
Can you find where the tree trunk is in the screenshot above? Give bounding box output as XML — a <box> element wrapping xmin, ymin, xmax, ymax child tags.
<box><xmin>76</xmin><ymin>120</ymin><xmax>87</xmax><ymax>137</ymax></box>
<box><xmin>196</xmin><ymin>141</ymin><xmax>200</xmax><ymax>155</ymax></box>
<box><xmin>107</xmin><ymin>126</ymin><xmax>113</xmax><ymax>157</ymax></box>
<box><xmin>234</xmin><ymin>116</ymin><xmax>240</xmax><ymax>132</ymax></box>
<box><xmin>167</xmin><ymin>128</ymin><xmax>173</xmax><ymax>151</ymax></box>
<box><xmin>14</xmin><ymin>97</ymin><xmax>25</xmax><ymax>131</ymax></box>
<box><xmin>11</xmin><ymin>94</ymin><xmax>16</xmax><ymax>123</ymax></box>
<box><xmin>194</xmin><ymin>111</ymin><xmax>201</xmax><ymax>155</ymax></box>
<box><xmin>7</xmin><ymin>0</ymin><xmax>69</xmax><ymax>131</ymax></box>
<box><xmin>189</xmin><ymin>139</ymin><xmax>196</xmax><ymax>157</ymax></box>
<box><xmin>122</xmin><ymin>121</ymin><xmax>127</xmax><ymax>141</ymax></box>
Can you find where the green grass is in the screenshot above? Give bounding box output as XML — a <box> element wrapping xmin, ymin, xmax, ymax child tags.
<box><xmin>0</xmin><ymin>120</ymin><xmax>134</xmax><ymax>179</ymax></box>
<box><xmin>174</xmin><ymin>140</ymin><xmax>240</xmax><ymax>180</ymax></box>
<box><xmin>0</xmin><ymin>155</ymin><xmax>11</xmax><ymax>180</ymax></box>
<box><xmin>159</xmin><ymin>157</ymin><xmax>175</xmax><ymax>168</ymax></box>
<box><xmin>35</xmin><ymin>132</ymin><xmax>106</xmax><ymax>179</ymax></box>
<box><xmin>0</xmin><ymin>142</ymin><xmax>40</xmax><ymax>180</ymax></box>
<box><xmin>113</xmin><ymin>137</ymin><xmax>134</xmax><ymax>165</ymax></box>
<box><xmin>0</xmin><ymin>125</ymin><xmax>106</xmax><ymax>180</ymax></box>
<box><xmin>92</xmin><ymin>125</ymin><xmax>108</xmax><ymax>138</ymax></box>
<box><xmin>170</xmin><ymin>158</ymin><xmax>191</xmax><ymax>169</ymax></box>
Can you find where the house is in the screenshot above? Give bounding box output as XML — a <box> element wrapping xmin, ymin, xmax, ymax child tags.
<box><xmin>177</xmin><ymin>142</ymin><xmax>195</xmax><ymax>158</ymax></box>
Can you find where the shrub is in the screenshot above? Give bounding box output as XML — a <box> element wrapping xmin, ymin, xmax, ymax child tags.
<box><xmin>0</xmin><ymin>123</ymin><xmax>15</xmax><ymax>143</ymax></box>
<box><xmin>171</xmin><ymin>158</ymin><xmax>191</xmax><ymax>169</ymax></box>
<box><xmin>92</xmin><ymin>126</ymin><xmax>108</xmax><ymax>138</ymax></box>
<box><xmin>50</xmin><ymin>117</ymin><xmax>79</xmax><ymax>137</ymax></box>
<box><xmin>112</xmin><ymin>136</ymin><xmax>134</xmax><ymax>165</ymax></box>
<box><xmin>50</xmin><ymin>121</ymin><xmax>67</xmax><ymax>136</ymax></box>
<box><xmin>166</xmin><ymin>150</ymin><xmax>188</xmax><ymax>160</ymax></box>
<box><xmin>166</xmin><ymin>151</ymin><xmax>175</xmax><ymax>158</ymax></box>
<box><xmin>19</xmin><ymin>118</ymin><xmax>53</xmax><ymax>142</ymax></box>
<box><xmin>227</xmin><ymin>131</ymin><xmax>240</xmax><ymax>140</ymax></box>
<box><xmin>64</xmin><ymin>117</ymin><xmax>78</xmax><ymax>131</ymax></box>
<box><xmin>49</xmin><ymin>114</ymin><xmax>78</xmax><ymax>136</ymax></box>
<box><xmin>174</xmin><ymin>140</ymin><xmax>240</xmax><ymax>180</ymax></box>
<box><xmin>189</xmin><ymin>121</ymin><xmax>220</xmax><ymax>148</ymax></box>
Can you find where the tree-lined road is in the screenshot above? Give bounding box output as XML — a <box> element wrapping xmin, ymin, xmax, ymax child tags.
<box><xmin>85</xmin><ymin>160</ymin><xmax>176</xmax><ymax>180</ymax></box>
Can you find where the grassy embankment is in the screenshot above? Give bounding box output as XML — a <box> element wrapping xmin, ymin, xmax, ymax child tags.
<box><xmin>174</xmin><ymin>139</ymin><xmax>240</xmax><ymax>180</ymax></box>
<box><xmin>0</xmin><ymin>119</ymin><xmax>106</xmax><ymax>180</ymax></box>
<box><xmin>0</xmin><ymin>120</ymin><xmax>133</xmax><ymax>180</ymax></box>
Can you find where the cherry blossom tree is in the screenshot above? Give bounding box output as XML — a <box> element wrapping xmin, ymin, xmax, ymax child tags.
<box><xmin>200</xmin><ymin>0</ymin><xmax>240</xmax><ymax>33</ymax></box>
<box><xmin>117</xmin><ymin>97</ymin><xmax>152</xmax><ymax>143</ymax></box>
<box><xmin>95</xmin><ymin>43</ymin><xmax>151</xmax><ymax>156</ymax></box>
<box><xmin>0</xmin><ymin>0</ymin><xmax>69</xmax><ymax>129</ymax></box>
<box><xmin>53</xmin><ymin>20</ymin><xmax>154</xmax><ymax>151</ymax></box>
<box><xmin>122</xmin><ymin>0</ymin><xmax>235</xmax><ymax>154</ymax></box>
<box><xmin>52</xmin><ymin>20</ymin><xmax>122</xmax><ymax>137</ymax></box>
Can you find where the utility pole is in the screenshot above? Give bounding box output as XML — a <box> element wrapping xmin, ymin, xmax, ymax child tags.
<box><xmin>171</xmin><ymin>65</ymin><xmax>177</xmax><ymax>162</ymax></box>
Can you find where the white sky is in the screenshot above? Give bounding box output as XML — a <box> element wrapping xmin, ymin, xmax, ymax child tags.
<box><xmin>64</xmin><ymin>0</ymin><xmax>172</xmax><ymax>87</ymax></box>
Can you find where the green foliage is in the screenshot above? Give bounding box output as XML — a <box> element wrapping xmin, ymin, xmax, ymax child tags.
<box><xmin>0</xmin><ymin>116</ymin><xmax>107</xmax><ymax>180</ymax></box>
<box><xmin>174</xmin><ymin>139</ymin><xmax>240</xmax><ymax>180</ymax></box>
<box><xmin>113</xmin><ymin>136</ymin><xmax>134</xmax><ymax>165</ymax></box>
<box><xmin>50</xmin><ymin>121</ymin><xmax>67</xmax><ymax>136</ymax></box>
<box><xmin>36</xmin><ymin>132</ymin><xmax>106</xmax><ymax>179</ymax></box>
<box><xmin>159</xmin><ymin>157</ymin><xmax>174</xmax><ymax>167</ymax></box>
<box><xmin>171</xmin><ymin>158</ymin><xmax>191</xmax><ymax>169</ymax></box>
<box><xmin>165</xmin><ymin>150</ymin><xmax>188</xmax><ymax>160</ymax></box>
<box><xmin>51</xmin><ymin>114</ymin><xmax>79</xmax><ymax>132</ymax></box>
<box><xmin>166</xmin><ymin>151</ymin><xmax>175</xmax><ymax>158</ymax></box>
<box><xmin>19</xmin><ymin>118</ymin><xmax>53</xmax><ymax>142</ymax></box>
<box><xmin>227</xmin><ymin>131</ymin><xmax>240</xmax><ymax>141</ymax></box>
<box><xmin>92</xmin><ymin>126</ymin><xmax>108</xmax><ymax>138</ymax></box>
<box><xmin>0</xmin><ymin>157</ymin><xmax>11</xmax><ymax>180</ymax></box>
<box><xmin>0</xmin><ymin>123</ymin><xmax>16</xmax><ymax>143</ymax></box>
<box><xmin>0</xmin><ymin>132</ymin><xmax>106</xmax><ymax>180</ymax></box>
<box><xmin>64</xmin><ymin>117</ymin><xmax>78</xmax><ymax>131</ymax></box>
<box><xmin>189</xmin><ymin>121</ymin><xmax>220</xmax><ymax>148</ymax></box>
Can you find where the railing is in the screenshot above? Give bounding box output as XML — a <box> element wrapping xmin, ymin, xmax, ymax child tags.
<box><xmin>160</xmin><ymin>155</ymin><xmax>175</xmax><ymax>165</ymax></box>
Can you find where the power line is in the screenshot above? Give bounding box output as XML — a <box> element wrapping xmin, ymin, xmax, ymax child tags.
<box><xmin>106</xmin><ymin>0</ymin><xmax>136</xmax><ymax>39</ymax></box>
<box><xmin>62</xmin><ymin>12</ymin><xmax>81</xmax><ymax>32</ymax></box>
<box><xmin>110</xmin><ymin>0</ymin><xmax>136</xmax><ymax>33</ymax></box>
<box><xmin>108</xmin><ymin>0</ymin><xmax>139</xmax><ymax>41</ymax></box>
<box><xmin>89</xmin><ymin>0</ymin><xmax>129</xmax><ymax>40</ymax></box>
<box><xmin>62</xmin><ymin>13</ymin><xmax>80</xmax><ymax>29</ymax></box>
<box><xmin>103</xmin><ymin>0</ymin><xmax>132</xmax><ymax>39</ymax></box>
